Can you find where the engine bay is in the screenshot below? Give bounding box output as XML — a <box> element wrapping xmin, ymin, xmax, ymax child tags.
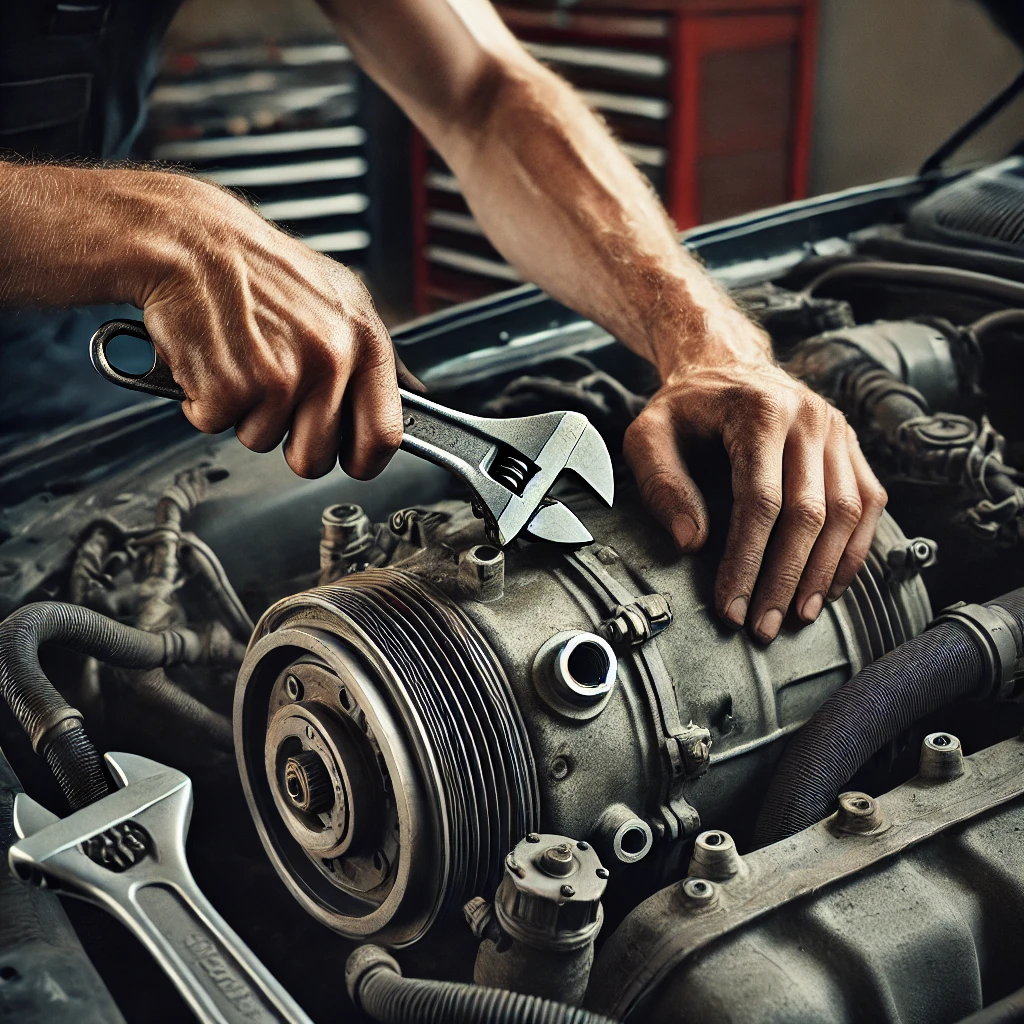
<box><xmin>4</xmin><ymin>159</ymin><xmax>1024</xmax><ymax>1023</ymax></box>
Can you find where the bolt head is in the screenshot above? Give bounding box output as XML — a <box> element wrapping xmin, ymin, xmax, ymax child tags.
<box><xmin>596</xmin><ymin>867</ymin><xmax>610</xmax><ymax>879</ymax></box>
<box><xmin>682</xmin><ymin>877</ymin><xmax>716</xmax><ymax>904</ymax></box>
<box><xmin>284</xmin><ymin>674</ymin><xmax>303</xmax><ymax>701</ymax></box>
<box><xmin>560</xmin><ymin>884</ymin><xmax>576</xmax><ymax>898</ymax></box>
<box><xmin>525</xmin><ymin>832</ymin><xmax>541</xmax><ymax>843</ymax></box>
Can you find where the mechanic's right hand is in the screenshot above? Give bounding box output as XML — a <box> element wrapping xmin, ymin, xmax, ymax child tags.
<box><xmin>134</xmin><ymin>173</ymin><xmax>403</xmax><ymax>480</ymax></box>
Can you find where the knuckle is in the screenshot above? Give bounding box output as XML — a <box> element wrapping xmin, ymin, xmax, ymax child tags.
<box><xmin>868</xmin><ymin>482</ymin><xmax>889</xmax><ymax>510</ymax></box>
<box><xmin>829</xmin><ymin>491</ymin><xmax>863</xmax><ymax>527</ymax></box>
<box><xmin>185</xmin><ymin>404</ymin><xmax>231</xmax><ymax>435</ymax></box>
<box><xmin>752</xmin><ymin>390</ymin><xmax>789</xmax><ymax>429</ymax></box>
<box><xmin>796</xmin><ymin>391</ymin><xmax>827</xmax><ymax>427</ymax></box>
<box><xmin>789</xmin><ymin>496</ymin><xmax>827</xmax><ymax>534</ymax></box>
<box><xmin>286</xmin><ymin>449</ymin><xmax>331</xmax><ymax>480</ymax></box>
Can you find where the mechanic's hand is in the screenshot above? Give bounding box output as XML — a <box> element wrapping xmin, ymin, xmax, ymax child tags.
<box><xmin>623</xmin><ymin>350</ymin><xmax>887</xmax><ymax>643</ymax></box>
<box><xmin>137</xmin><ymin>174</ymin><xmax>403</xmax><ymax>480</ymax></box>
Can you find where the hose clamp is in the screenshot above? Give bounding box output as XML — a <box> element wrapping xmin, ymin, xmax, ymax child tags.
<box><xmin>33</xmin><ymin>706</ymin><xmax>86</xmax><ymax>753</ymax></box>
<box><xmin>932</xmin><ymin>602</ymin><xmax>1021</xmax><ymax>700</ymax></box>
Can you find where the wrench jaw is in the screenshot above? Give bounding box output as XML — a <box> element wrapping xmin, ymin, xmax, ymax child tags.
<box><xmin>522</xmin><ymin>500</ymin><xmax>595</xmax><ymax>545</ymax></box>
<box><xmin>563</xmin><ymin>421</ymin><xmax>616</xmax><ymax>508</ymax></box>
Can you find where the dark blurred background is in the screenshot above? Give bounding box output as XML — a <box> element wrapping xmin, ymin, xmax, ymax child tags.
<box><xmin>142</xmin><ymin>0</ymin><xmax>1024</xmax><ymax>325</ymax></box>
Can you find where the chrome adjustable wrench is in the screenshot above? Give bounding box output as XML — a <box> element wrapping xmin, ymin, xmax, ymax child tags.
<box><xmin>90</xmin><ymin>320</ymin><xmax>614</xmax><ymax>546</ymax></box>
<box><xmin>9</xmin><ymin>752</ymin><xmax>314</xmax><ymax>1024</ymax></box>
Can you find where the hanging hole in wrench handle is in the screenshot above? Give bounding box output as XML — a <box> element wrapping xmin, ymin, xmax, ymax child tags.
<box><xmin>90</xmin><ymin>319</ymin><xmax>188</xmax><ymax>402</ymax></box>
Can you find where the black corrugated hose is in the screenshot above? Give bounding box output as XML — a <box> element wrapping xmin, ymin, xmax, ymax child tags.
<box><xmin>754</xmin><ymin>588</ymin><xmax>1024</xmax><ymax>848</ymax></box>
<box><xmin>346</xmin><ymin>946</ymin><xmax>618</xmax><ymax>1024</ymax></box>
<box><xmin>0</xmin><ymin>602</ymin><xmax>206</xmax><ymax>809</ymax></box>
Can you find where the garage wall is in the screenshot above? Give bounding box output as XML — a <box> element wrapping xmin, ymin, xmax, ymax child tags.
<box><xmin>810</xmin><ymin>0</ymin><xmax>1024</xmax><ymax>194</ymax></box>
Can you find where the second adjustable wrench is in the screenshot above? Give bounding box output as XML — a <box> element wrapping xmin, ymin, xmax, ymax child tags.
<box><xmin>9</xmin><ymin>752</ymin><xmax>313</xmax><ymax>1024</ymax></box>
<box><xmin>89</xmin><ymin>319</ymin><xmax>614</xmax><ymax>546</ymax></box>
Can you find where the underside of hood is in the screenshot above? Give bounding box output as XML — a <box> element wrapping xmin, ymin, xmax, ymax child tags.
<box><xmin>977</xmin><ymin>0</ymin><xmax>1024</xmax><ymax>52</ymax></box>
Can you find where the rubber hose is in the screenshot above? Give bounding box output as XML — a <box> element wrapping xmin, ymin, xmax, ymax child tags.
<box><xmin>754</xmin><ymin>588</ymin><xmax>1024</xmax><ymax>848</ymax></box>
<box><xmin>803</xmin><ymin>260</ymin><xmax>1024</xmax><ymax>307</ymax></box>
<box><xmin>956</xmin><ymin>986</ymin><xmax>1024</xmax><ymax>1023</ymax></box>
<box><xmin>0</xmin><ymin>602</ymin><xmax>201</xmax><ymax>808</ymax></box>
<box><xmin>347</xmin><ymin>946</ymin><xmax>617</xmax><ymax>1024</ymax></box>
<box><xmin>130</xmin><ymin>668</ymin><xmax>233</xmax><ymax>749</ymax></box>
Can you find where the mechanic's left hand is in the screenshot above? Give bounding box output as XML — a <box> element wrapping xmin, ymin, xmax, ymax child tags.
<box><xmin>623</xmin><ymin>343</ymin><xmax>887</xmax><ymax>643</ymax></box>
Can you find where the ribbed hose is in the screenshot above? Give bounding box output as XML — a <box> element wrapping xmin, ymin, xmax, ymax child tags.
<box><xmin>130</xmin><ymin>668</ymin><xmax>233</xmax><ymax>749</ymax></box>
<box><xmin>754</xmin><ymin>588</ymin><xmax>1024</xmax><ymax>848</ymax></box>
<box><xmin>0</xmin><ymin>602</ymin><xmax>203</xmax><ymax>808</ymax></box>
<box><xmin>347</xmin><ymin>947</ymin><xmax>617</xmax><ymax>1024</ymax></box>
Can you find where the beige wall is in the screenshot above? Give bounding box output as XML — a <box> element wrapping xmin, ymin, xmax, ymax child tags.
<box><xmin>810</xmin><ymin>0</ymin><xmax>1024</xmax><ymax>194</ymax></box>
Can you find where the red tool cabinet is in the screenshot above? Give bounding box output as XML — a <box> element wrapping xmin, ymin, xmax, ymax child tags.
<box><xmin>412</xmin><ymin>0</ymin><xmax>817</xmax><ymax>313</ymax></box>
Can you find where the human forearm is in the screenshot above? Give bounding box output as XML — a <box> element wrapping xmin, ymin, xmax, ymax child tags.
<box><xmin>0</xmin><ymin>162</ymin><xmax>185</xmax><ymax>309</ymax></box>
<box><xmin>436</xmin><ymin>61</ymin><xmax>770</xmax><ymax>377</ymax></box>
<box><xmin>0</xmin><ymin>161</ymin><xmax>402</xmax><ymax>481</ymax></box>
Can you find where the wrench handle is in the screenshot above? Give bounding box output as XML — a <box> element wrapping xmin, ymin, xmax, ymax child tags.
<box><xmin>111</xmin><ymin>873</ymin><xmax>313</xmax><ymax>1024</ymax></box>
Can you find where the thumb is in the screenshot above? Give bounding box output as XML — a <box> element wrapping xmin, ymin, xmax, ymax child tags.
<box><xmin>623</xmin><ymin>404</ymin><xmax>709</xmax><ymax>552</ymax></box>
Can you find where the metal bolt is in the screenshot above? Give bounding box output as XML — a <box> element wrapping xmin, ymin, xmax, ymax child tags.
<box><xmin>577</xmin><ymin>841</ymin><xmax>590</xmax><ymax>851</ymax></box>
<box><xmin>688</xmin><ymin>830</ymin><xmax>743</xmax><ymax>881</ymax></box>
<box><xmin>550</xmin><ymin>756</ymin><xmax>571</xmax><ymax>781</ymax></box>
<box><xmin>682</xmin><ymin>877</ymin><xmax>717</xmax><ymax>905</ymax></box>
<box><xmin>919</xmin><ymin>732</ymin><xmax>965</xmax><ymax>781</ymax></box>
<box><xmin>596</xmin><ymin>867</ymin><xmax>610</xmax><ymax>879</ymax></box>
<box><xmin>506</xmin><ymin>853</ymin><xmax>525</xmax><ymax>879</ymax></box>
<box><xmin>458</xmin><ymin>544</ymin><xmax>505</xmax><ymax>602</ymax></box>
<box><xmin>284</xmin><ymin>674</ymin><xmax>303</xmax><ymax>702</ymax></box>
<box><xmin>835</xmin><ymin>791</ymin><xmax>884</xmax><ymax>834</ymax></box>
<box><xmin>560</xmin><ymin>884</ymin><xmax>576</xmax><ymax>898</ymax></box>
<box><xmin>540</xmin><ymin>843</ymin><xmax>575</xmax><ymax>877</ymax></box>
<box><xmin>525</xmin><ymin>832</ymin><xmax>541</xmax><ymax>843</ymax></box>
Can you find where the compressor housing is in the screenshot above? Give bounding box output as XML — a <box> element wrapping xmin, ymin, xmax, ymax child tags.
<box><xmin>234</xmin><ymin>494</ymin><xmax>931</xmax><ymax>947</ymax></box>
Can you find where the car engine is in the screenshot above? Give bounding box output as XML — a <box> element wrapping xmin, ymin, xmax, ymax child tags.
<box><xmin>4</xmin><ymin>159</ymin><xmax>1024</xmax><ymax>1024</ymax></box>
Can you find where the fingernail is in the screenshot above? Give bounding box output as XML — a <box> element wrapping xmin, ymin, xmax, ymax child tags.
<box><xmin>672</xmin><ymin>515</ymin><xmax>698</xmax><ymax>550</ymax></box>
<box><xmin>800</xmin><ymin>592</ymin><xmax>824</xmax><ymax>622</ymax></box>
<box><xmin>828</xmin><ymin>582</ymin><xmax>846</xmax><ymax>601</ymax></box>
<box><xmin>755</xmin><ymin>608</ymin><xmax>784</xmax><ymax>642</ymax></box>
<box><xmin>725</xmin><ymin>596</ymin><xmax>748</xmax><ymax>627</ymax></box>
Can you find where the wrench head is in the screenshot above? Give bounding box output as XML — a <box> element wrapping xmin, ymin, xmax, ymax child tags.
<box><xmin>562</xmin><ymin>420</ymin><xmax>615</xmax><ymax>507</ymax></box>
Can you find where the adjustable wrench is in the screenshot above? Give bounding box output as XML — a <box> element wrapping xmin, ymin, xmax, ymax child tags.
<box><xmin>9</xmin><ymin>752</ymin><xmax>313</xmax><ymax>1024</ymax></box>
<box><xmin>90</xmin><ymin>320</ymin><xmax>614</xmax><ymax>546</ymax></box>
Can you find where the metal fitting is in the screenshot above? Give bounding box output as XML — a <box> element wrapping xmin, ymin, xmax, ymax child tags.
<box><xmin>533</xmin><ymin>631</ymin><xmax>618</xmax><ymax>720</ymax></box>
<box><xmin>919</xmin><ymin>732</ymin><xmax>965</xmax><ymax>781</ymax></box>
<box><xmin>601</xmin><ymin>593</ymin><xmax>673</xmax><ymax>647</ymax></box>
<box><xmin>320</xmin><ymin>503</ymin><xmax>374</xmax><ymax>583</ymax></box>
<box><xmin>833</xmin><ymin>791</ymin><xmax>887</xmax><ymax>836</ymax></box>
<box><xmin>681</xmin><ymin>877</ymin><xmax>718</xmax><ymax>906</ymax></box>
<box><xmin>458</xmin><ymin>544</ymin><xmax>505</xmax><ymax>602</ymax></box>
<box><xmin>932</xmin><ymin>601</ymin><xmax>1022</xmax><ymax>700</ymax></box>
<box><xmin>345</xmin><ymin>944</ymin><xmax>400</xmax><ymax>1004</ymax></box>
<box><xmin>493</xmin><ymin>833</ymin><xmax>607</xmax><ymax>951</ymax></box>
<box><xmin>687</xmin><ymin>830</ymin><xmax>744</xmax><ymax>881</ymax></box>
<box><xmin>593</xmin><ymin>804</ymin><xmax>653</xmax><ymax>865</ymax></box>
<box><xmin>886</xmin><ymin>536</ymin><xmax>938</xmax><ymax>581</ymax></box>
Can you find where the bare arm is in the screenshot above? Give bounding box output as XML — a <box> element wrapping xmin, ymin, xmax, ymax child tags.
<box><xmin>0</xmin><ymin>162</ymin><xmax>402</xmax><ymax>480</ymax></box>
<box><xmin>319</xmin><ymin>0</ymin><xmax>887</xmax><ymax>640</ymax></box>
